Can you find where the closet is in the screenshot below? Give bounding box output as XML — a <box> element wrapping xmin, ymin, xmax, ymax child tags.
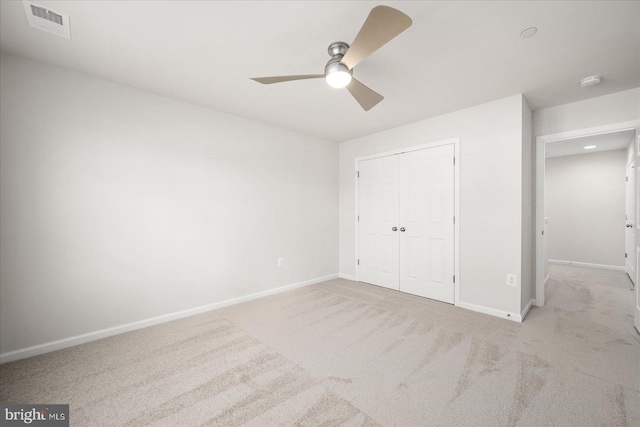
<box><xmin>357</xmin><ymin>143</ymin><xmax>455</xmax><ymax>304</ymax></box>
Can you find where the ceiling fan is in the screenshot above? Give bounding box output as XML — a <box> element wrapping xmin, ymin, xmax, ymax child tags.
<box><xmin>250</xmin><ymin>6</ymin><xmax>412</xmax><ymax>111</ymax></box>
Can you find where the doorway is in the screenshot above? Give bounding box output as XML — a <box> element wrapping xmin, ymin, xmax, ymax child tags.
<box><xmin>535</xmin><ymin>121</ymin><xmax>639</xmax><ymax>317</ymax></box>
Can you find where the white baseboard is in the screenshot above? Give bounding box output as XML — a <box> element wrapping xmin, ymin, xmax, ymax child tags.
<box><xmin>456</xmin><ymin>301</ymin><xmax>523</xmax><ymax>322</ymax></box>
<box><xmin>0</xmin><ymin>273</ymin><xmax>338</xmax><ymax>364</ymax></box>
<box><xmin>548</xmin><ymin>259</ymin><xmax>625</xmax><ymax>271</ymax></box>
<box><xmin>521</xmin><ymin>298</ymin><xmax>535</xmax><ymax>321</ymax></box>
<box><xmin>338</xmin><ymin>273</ymin><xmax>357</xmax><ymax>281</ymax></box>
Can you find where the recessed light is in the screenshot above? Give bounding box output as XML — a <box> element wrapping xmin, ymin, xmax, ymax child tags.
<box><xmin>580</xmin><ymin>75</ymin><xmax>602</xmax><ymax>87</ymax></box>
<box><xmin>520</xmin><ymin>27</ymin><xmax>537</xmax><ymax>38</ymax></box>
<box><xmin>584</xmin><ymin>145</ymin><xmax>597</xmax><ymax>149</ymax></box>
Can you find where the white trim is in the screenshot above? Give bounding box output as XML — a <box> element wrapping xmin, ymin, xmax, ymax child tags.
<box><xmin>354</xmin><ymin>137</ymin><xmax>461</xmax><ymax>305</ymax></box>
<box><xmin>339</xmin><ymin>273</ymin><xmax>357</xmax><ymax>281</ymax></box>
<box><xmin>535</xmin><ymin>134</ymin><xmax>545</xmax><ymax>306</ymax></box>
<box><xmin>636</xmin><ymin>247</ymin><xmax>640</xmax><ymax>332</ymax></box>
<box><xmin>456</xmin><ymin>300</ymin><xmax>523</xmax><ymax>322</ymax></box>
<box><xmin>0</xmin><ymin>273</ymin><xmax>337</xmax><ymax>364</ymax></box>
<box><xmin>544</xmin><ymin>274</ymin><xmax>550</xmax><ymax>286</ymax></box>
<box><xmin>535</xmin><ymin>120</ymin><xmax>640</xmax><ymax>308</ymax></box>
<box><xmin>548</xmin><ymin>259</ymin><xmax>625</xmax><ymax>271</ymax></box>
<box><xmin>537</xmin><ymin>121</ymin><xmax>640</xmax><ymax>145</ymax></box>
<box><xmin>521</xmin><ymin>298</ymin><xmax>535</xmax><ymax>321</ymax></box>
<box><xmin>454</xmin><ymin>140</ymin><xmax>461</xmax><ymax>306</ymax></box>
<box><xmin>354</xmin><ymin>157</ymin><xmax>360</xmax><ymax>282</ymax></box>
<box><xmin>356</xmin><ymin>137</ymin><xmax>460</xmax><ymax>163</ymax></box>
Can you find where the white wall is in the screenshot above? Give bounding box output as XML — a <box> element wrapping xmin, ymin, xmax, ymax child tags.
<box><xmin>627</xmin><ymin>138</ymin><xmax>635</xmax><ymax>164</ymax></box>
<box><xmin>545</xmin><ymin>149</ymin><xmax>626</xmax><ymax>267</ymax></box>
<box><xmin>340</xmin><ymin>94</ymin><xmax>527</xmax><ymax>318</ymax></box>
<box><xmin>0</xmin><ymin>53</ymin><xmax>339</xmax><ymax>356</ymax></box>
<box><xmin>534</xmin><ymin>88</ymin><xmax>640</xmax><ymax>137</ymax></box>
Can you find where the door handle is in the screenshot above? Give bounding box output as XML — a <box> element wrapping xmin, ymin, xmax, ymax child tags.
<box><xmin>400</xmin><ymin>227</ymin><xmax>406</xmax><ymax>232</ymax></box>
<box><xmin>627</xmin><ymin>224</ymin><xmax>633</xmax><ymax>228</ymax></box>
<box><xmin>392</xmin><ymin>227</ymin><xmax>398</xmax><ymax>231</ymax></box>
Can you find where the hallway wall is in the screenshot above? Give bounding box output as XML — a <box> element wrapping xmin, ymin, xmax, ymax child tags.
<box><xmin>545</xmin><ymin>149</ymin><xmax>626</xmax><ymax>267</ymax></box>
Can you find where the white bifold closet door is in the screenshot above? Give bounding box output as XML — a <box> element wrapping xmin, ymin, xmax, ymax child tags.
<box><xmin>358</xmin><ymin>144</ymin><xmax>455</xmax><ymax>304</ymax></box>
<box><xmin>358</xmin><ymin>155</ymin><xmax>400</xmax><ymax>290</ymax></box>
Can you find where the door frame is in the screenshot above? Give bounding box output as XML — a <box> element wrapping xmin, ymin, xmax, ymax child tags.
<box><xmin>355</xmin><ymin>137</ymin><xmax>461</xmax><ymax>305</ymax></box>
<box><xmin>535</xmin><ymin>120</ymin><xmax>640</xmax><ymax>307</ymax></box>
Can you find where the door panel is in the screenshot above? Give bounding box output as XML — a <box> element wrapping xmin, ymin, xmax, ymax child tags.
<box><xmin>407</xmin><ymin>237</ymin><xmax>420</xmax><ymax>279</ymax></box>
<box><xmin>358</xmin><ymin>155</ymin><xmax>400</xmax><ymax>290</ymax></box>
<box><xmin>635</xmin><ymin>129</ymin><xmax>640</xmax><ymax>334</ymax></box>
<box><xmin>625</xmin><ymin>159</ymin><xmax>636</xmax><ymax>285</ymax></box>
<box><xmin>398</xmin><ymin>145</ymin><xmax>455</xmax><ymax>303</ymax></box>
<box><xmin>429</xmin><ymin>238</ymin><xmax>445</xmax><ymax>283</ymax></box>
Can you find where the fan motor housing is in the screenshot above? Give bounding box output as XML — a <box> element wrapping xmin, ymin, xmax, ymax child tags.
<box><xmin>328</xmin><ymin>41</ymin><xmax>349</xmax><ymax>57</ymax></box>
<box><xmin>325</xmin><ymin>60</ymin><xmax>352</xmax><ymax>79</ymax></box>
<box><xmin>325</xmin><ymin>42</ymin><xmax>352</xmax><ymax>78</ymax></box>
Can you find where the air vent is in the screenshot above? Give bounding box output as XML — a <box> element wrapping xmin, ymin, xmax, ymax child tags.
<box><xmin>22</xmin><ymin>1</ymin><xmax>71</xmax><ymax>39</ymax></box>
<box><xmin>30</xmin><ymin>5</ymin><xmax>63</xmax><ymax>25</ymax></box>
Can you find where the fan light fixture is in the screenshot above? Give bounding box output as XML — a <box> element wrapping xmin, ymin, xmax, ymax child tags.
<box><xmin>250</xmin><ymin>6</ymin><xmax>413</xmax><ymax>111</ymax></box>
<box><xmin>325</xmin><ymin>63</ymin><xmax>352</xmax><ymax>89</ymax></box>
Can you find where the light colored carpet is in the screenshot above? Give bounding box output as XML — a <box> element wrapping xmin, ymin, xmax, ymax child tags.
<box><xmin>1</xmin><ymin>264</ymin><xmax>639</xmax><ymax>426</ymax></box>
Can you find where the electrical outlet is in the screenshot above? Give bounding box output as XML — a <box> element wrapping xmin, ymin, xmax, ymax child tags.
<box><xmin>506</xmin><ymin>274</ymin><xmax>517</xmax><ymax>287</ymax></box>
<box><xmin>277</xmin><ymin>257</ymin><xmax>284</xmax><ymax>268</ymax></box>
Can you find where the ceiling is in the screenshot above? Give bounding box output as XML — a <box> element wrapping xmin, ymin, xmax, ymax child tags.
<box><xmin>1</xmin><ymin>1</ymin><xmax>638</xmax><ymax>142</ymax></box>
<box><xmin>545</xmin><ymin>129</ymin><xmax>635</xmax><ymax>158</ymax></box>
